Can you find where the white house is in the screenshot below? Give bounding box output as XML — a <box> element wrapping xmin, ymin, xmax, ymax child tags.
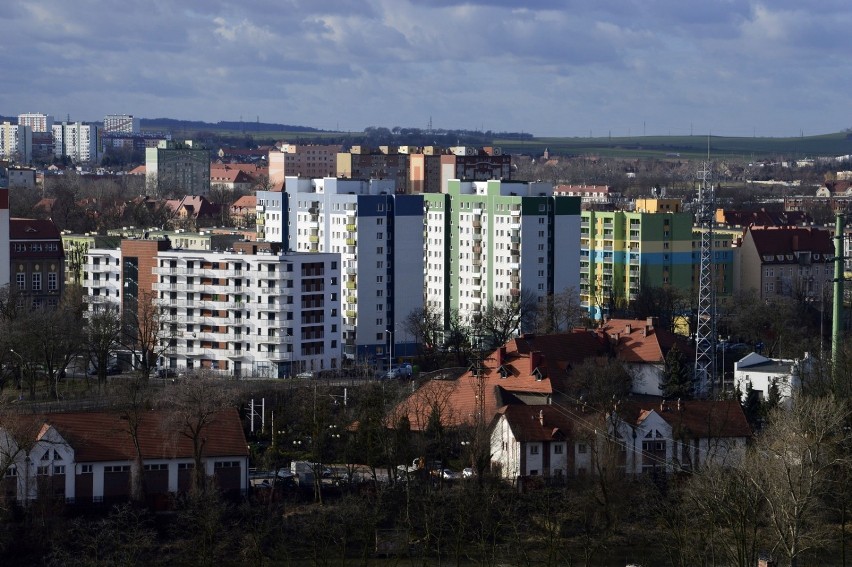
<box><xmin>734</xmin><ymin>351</ymin><xmax>810</xmax><ymax>402</ymax></box>
<box><xmin>489</xmin><ymin>405</ymin><xmax>593</xmax><ymax>480</ymax></box>
<box><xmin>1</xmin><ymin>409</ymin><xmax>248</xmax><ymax>505</ymax></box>
<box><xmin>611</xmin><ymin>399</ymin><xmax>751</xmax><ymax>475</ymax></box>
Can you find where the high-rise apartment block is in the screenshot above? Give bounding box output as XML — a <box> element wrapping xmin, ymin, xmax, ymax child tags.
<box><xmin>0</xmin><ymin>122</ymin><xmax>32</xmax><ymax>163</ymax></box>
<box><xmin>83</xmin><ymin>239</ymin><xmax>341</xmax><ymax>378</ymax></box>
<box><xmin>268</xmin><ymin>144</ymin><xmax>341</xmax><ymax>185</ymax></box>
<box><xmin>580</xmin><ymin>199</ymin><xmax>733</xmax><ymax>319</ymax></box>
<box><xmin>103</xmin><ymin>114</ymin><xmax>141</xmax><ymax>134</ymax></box>
<box><xmin>17</xmin><ymin>113</ymin><xmax>54</xmax><ymax>133</ymax></box>
<box><xmin>258</xmin><ymin>177</ymin><xmax>424</xmax><ymax>363</ymax></box>
<box><xmin>52</xmin><ymin>122</ymin><xmax>96</xmax><ymax>163</ymax></box>
<box><xmin>145</xmin><ymin>140</ymin><xmax>210</xmax><ymax>196</ymax></box>
<box><xmin>423</xmin><ymin>180</ymin><xmax>581</xmax><ymax>326</ymax></box>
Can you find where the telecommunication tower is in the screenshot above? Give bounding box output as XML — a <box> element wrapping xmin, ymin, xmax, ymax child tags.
<box><xmin>693</xmin><ymin>161</ymin><xmax>716</xmax><ymax>397</ymax></box>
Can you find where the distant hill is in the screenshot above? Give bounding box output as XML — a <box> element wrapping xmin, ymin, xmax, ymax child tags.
<box><xmin>140</xmin><ymin>117</ymin><xmax>322</xmax><ymax>133</ymax></box>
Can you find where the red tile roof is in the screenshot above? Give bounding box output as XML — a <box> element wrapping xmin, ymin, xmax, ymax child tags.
<box><xmin>495</xmin><ymin>404</ymin><xmax>583</xmax><ymax>442</ymax></box>
<box><xmin>746</xmin><ymin>226</ymin><xmax>833</xmax><ymax>257</ymax></box>
<box><xmin>601</xmin><ymin>318</ymin><xmax>692</xmax><ymax>364</ymax></box>
<box><xmin>717</xmin><ymin>209</ymin><xmax>811</xmax><ymax>227</ymax></box>
<box><xmin>44</xmin><ymin>409</ymin><xmax>248</xmax><ymax>462</ymax></box>
<box><xmin>390</xmin><ymin>332</ymin><xmax>610</xmax><ymax>431</ymax></box>
<box><xmin>619</xmin><ymin>399</ymin><xmax>751</xmax><ymax>439</ymax></box>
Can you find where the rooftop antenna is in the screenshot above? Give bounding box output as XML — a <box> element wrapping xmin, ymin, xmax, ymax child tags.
<box><xmin>694</xmin><ymin>133</ymin><xmax>716</xmax><ymax>398</ymax></box>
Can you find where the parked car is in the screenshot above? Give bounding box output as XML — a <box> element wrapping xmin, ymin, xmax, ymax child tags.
<box><xmin>295</xmin><ymin>371</ymin><xmax>314</xmax><ymax>379</ymax></box>
<box><xmin>157</xmin><ymin>368</ymin><xmax>177</xmax><ymax>378</ymax></box>
<box><xmin>441</xmin><ymin>469</ymin><xmax>457</xmax><ymax>480</ymax></box>
<box><xmin>462</xmin><ymin>467</ymin><xmax>475</xmax><ymax>479</ymax></box>
<box><xmin>384</xmin><ymin>364</ymin><xmax>413</xmax><ymax>379</ymax></box>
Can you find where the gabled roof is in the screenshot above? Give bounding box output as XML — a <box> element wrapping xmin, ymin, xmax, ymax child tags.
<box><xmin>495</xmin><ymin>404</ymin><xmax>581</xmax><ymax>443</ymax></box>
<box><xmin>128</xmin><ymin>165</ymin><xmax>146</xmax><ymax>175</ymax></box>
<box><xmin>600</xmin><ymin>318</ymin><xmax>692</xmax><ymax>364</ymax></box>
<box><xmin>44</xmin><ymin>409</ymin><xmax>248</xmax><ymax>462</ymax></box>
<box><xmin>619</xmin><ymin>399</ymin><xmax>751</xmax><ymax>439</ymax></box>
<box><xmin>231</xmin><ymin>195</ymin><xmax>257</xmax><ymax>210</ymax></box>
<box><xmin>389</xmin><ymin>332</ymin><xmax>609</xmax><ymax>431</ymax></box>
<box><xmin>746</xmin><ymin>226</ymin><xmax>833</xmax><ymax>257</ymax></box>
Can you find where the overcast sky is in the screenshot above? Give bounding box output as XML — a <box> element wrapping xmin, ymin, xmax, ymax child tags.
<box><xmin>2</xmin><ymin>0</ymin><xmax>850</xmax><ymax>137</ymax></box>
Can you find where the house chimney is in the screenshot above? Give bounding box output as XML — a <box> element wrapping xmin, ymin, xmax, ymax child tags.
<box><xmin>677</xmin><ymin>398</ymin><xmax>682</xmax><ymax>411</ymax></box>
<box><xmin>625</xmin><ymin>324</ymin><xmax>632</xmax><ymax>334</ymax></box>
<box><xmin>539</xmin><ymin>409</ymin><xmax>545</xmax><ymax>427</ymax></box>
<box><xmin>498</xmin><ymin>346</ymin><xmax>507</xmax><ymax>365</ymax></box>
<box><xmin>646</xmin><ymin>316</ymin><xmax>655</xmax><ymax>329</ymax></box>
<box><xmin>530</xmin><ymin>350</ymin><xmax>542</xmax><ymax>371</ymax></box>
<box><xmin>660</xmin><ymin>400</ymin><xmax>666</xmax><ymax>412</ymax></box>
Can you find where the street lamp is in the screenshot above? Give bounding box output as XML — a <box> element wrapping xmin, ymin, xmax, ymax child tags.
<box><xmin>385</xmin><ymin>329</ymin><xmax>393</xmax><ymax>372</ymax></box>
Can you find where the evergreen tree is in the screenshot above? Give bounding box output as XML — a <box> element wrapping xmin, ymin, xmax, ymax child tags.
<box><xmin>661</xmin><ymin>344</ymin><xmax>693</xmax><ymax>399</ymax></box>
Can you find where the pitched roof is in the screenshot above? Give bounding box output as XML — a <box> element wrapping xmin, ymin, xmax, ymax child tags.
<box><xmin>619</xmin><ymin>399</ymin><xmax>751</xmax><ymax>439</ymax></box>
<box><xmin>389</xmin><ymin>332</ymin><xmax>609</xmax><ymax>431</ymax></box>
<box><xmin>716</xmin><ymin>209</ymin><xmax>812</xmax><ymax>228</ymax></box>
<box><xmin>44</xmin><ymin>409</ymin><xmax>248</xmax><ymax>462</ymax></box>
<box><xmin>495</xmin><ymin>404</ymin><xmax>580</xmax><ymax>442</ymax></box>
<box><xmin>9</xmin><ymin>218</ymin><xmax>61</xmax><ymax>240</ymax></box>
<box><xmin>601</xmin><ymin>318</ymin><xmax>692</xmax><ymax>364</ymax></box>
<box><xmin>231</xmin><ymin>195</ymin><xmax>257</xmax><ymax>210</ymax></box>
<box><xmin>746</xmin><ymin>226</ymin><xmax>833</xmax><ymax>257</ymax></box>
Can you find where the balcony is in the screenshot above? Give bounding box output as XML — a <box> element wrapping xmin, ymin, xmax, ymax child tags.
<box><xmin>345</xmin><ymin>281</ymin><xmax>357</xmax><ymax>290</ymax></box>
<box><xmin>346</xmin><ymin>224</ymin><xmax>357</xmax><ymax>232</ymax></box>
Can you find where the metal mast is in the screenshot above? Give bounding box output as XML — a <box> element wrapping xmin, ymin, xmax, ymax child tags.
<box><xmin>694</xmin><ymin>161</ymin><xmax>716</xmax><ymax>397</ymax></box>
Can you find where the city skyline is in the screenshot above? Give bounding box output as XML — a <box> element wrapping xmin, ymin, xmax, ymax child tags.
<box><xmin>2</xmin><ymin>0</ymin><xmax>850</xmax><ymax>138</ymax></box>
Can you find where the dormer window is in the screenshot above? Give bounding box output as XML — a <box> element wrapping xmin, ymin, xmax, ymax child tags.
<box><xmin>498</xmin><ymin>365</ymin><xmax>510</xmax><ymax>379</ymax></box>
<box><xmin>532</xmin><ymin>367</ymin><xmax>544</xmax><ymax>381</ymax></box>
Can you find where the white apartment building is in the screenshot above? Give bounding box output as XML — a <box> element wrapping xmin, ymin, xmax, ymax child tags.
<box><xmin>17</xmin><ymin>113</ymin><xmax>54</xmax><ymax>133</ymax></box>
<box><xmin>0</xmin><ymin>122</ymin><xmax>32</xmax><ymax>163</ymax></box>
<box><xmin>256</xmin><ymin>190</ymin><xmax>286</xmax><ymax>244</ymax></box>
<box><xmin>152</xmin><ymin>245</ymin><xmax>340</xmax><ymax>378</ymax></box>
<box><xmin>83</xmin><ymin>242</ymin><xmax>341</xmax><ymax>378</ymax></box>
<box><xmin>83</xmin><ymin>248</ymin><xmax>123</xmax><ymax>304</ymax></box>
<box><xmin>103</xmin><ymin>114</ymin><xmax>140</xmax><ymax>134</ymax></box>
<box><xmin>423</xmin><ymin>180</ymin><xmax>581</xmax><ymax>330</ymax></box>
<box><xmin>52</xmin><ymin>122</ymin><xmax>96</xmax><ymax>163</ymax></box>
<box><xmin>258</xmin><ymin>177</ymin><xmax>425</xmax><ymax>365</ymax></box>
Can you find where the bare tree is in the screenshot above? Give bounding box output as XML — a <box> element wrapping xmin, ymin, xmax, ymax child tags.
<box><xmin>749</xmin><ymin>395</ymin><xmax>850</xmax><ymax>566</ymax></box>
<box><xmin>534</xmin><ymin>286</ymin><xmax>584</xmax><ymax>334</ymax></box>
<box><xmin>403</xmin><ymin>305</ymin><xmax>445</xmax><ymax>371</ymax></box>
<box><xmin>159</xmin><ymin>373</ymin><xmax>234</xmax><ymax>492</ymax></box>
<box><xmin>121</xmin><ymin>289</ymin><xmax>173</xmax><ymax>380</ymax></box>
<box><xmin>477</xmin><ymin>289</ymin><xmax>538</xmax><ymax>350</ymax></box>
<box><xmin>85</xmin><ymin>301</ymin><xmax>122</xmax><ymax>394</ymax></box>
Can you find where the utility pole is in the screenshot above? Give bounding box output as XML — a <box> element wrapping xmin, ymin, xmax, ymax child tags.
<box><xmin>832</xmin><ymin>214</ymin><xmax>845</xmax><ymax>371</ymax></box>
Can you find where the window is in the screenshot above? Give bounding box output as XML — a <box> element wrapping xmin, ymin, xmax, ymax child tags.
<box><xmin>32</xmin><ymin>272</ymin><xmax>41</xmax><ymax>291</ymax></box>
<box><xmin>37</xmin><ymin>465</ymin><xmax>49</xmax><ymax>476</ymax></box>
<box><xmin>578</xmin><ymin>443</ymin><xmax>588</xmax><ymax>454</ymax></box>
<box><xmin>53</xmin><ymin>465</ymin><xmax>65</xmax><ymax>475</ymax></box>
<box><xmin>530</xmin><ymin>445</ymin><xmax>539</xmax><ymax>455</ymax></box>
<box><xmin>16</xmin><ymin>273</ymin><xmax>25</xmax><ymax>290</ymax></box>
<box><xmin>215</xmin><ymin>461</ymin><xmax>240</xmax><ymax>468</ymax></box>
<box><xmin>80</xmin><ymin>465</ymin><xmax>92</xmax><ymax>474</ymax></box>
<box><xmin>553</xmin><ymin>444</ymin><xmax>563</xmax><ymax>455</ymax></box>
